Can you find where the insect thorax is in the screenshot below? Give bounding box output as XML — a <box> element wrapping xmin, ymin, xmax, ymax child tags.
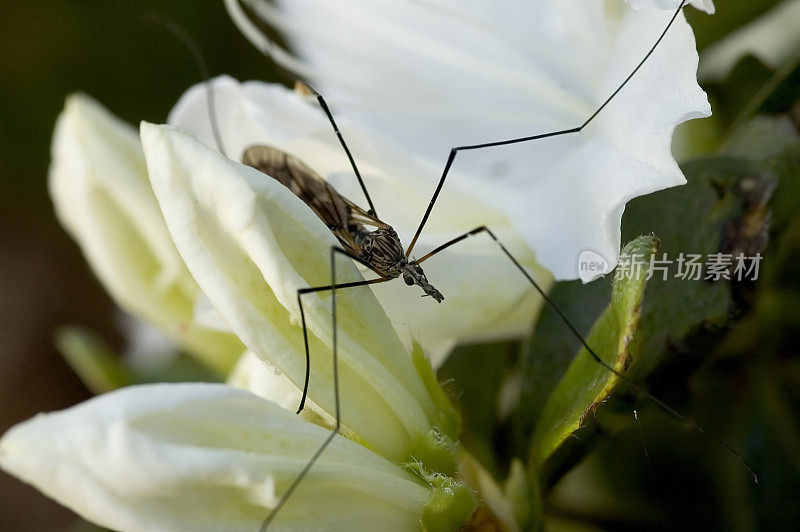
<box><xmin>353</xmin><ymin>226</ymin><xmax>406</xmax><ymax>278</ymax></box>
<box><xmin>353</xmin><ymin>225</ymin><xmax>444</xmax><ymax>302</ymax></box>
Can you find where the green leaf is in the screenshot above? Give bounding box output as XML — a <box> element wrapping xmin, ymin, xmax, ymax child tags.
<box><xmin>55</xmin><ymin>326</ymin><xmax>222</xmax><ymax>395</ymax></box>
<box><xmin>721</xmin><ymin>115</ymin><xmax>800</xmax><ymax>162</ymax></box>
<box><xmin>624</xmin><ymin>126</ymin><xmax>800</xmax><ymax>379</ymax></box>
<box><xmin>518</xmin><ymin>145</ymin><xmax>789</xmax><ymax>495</ymax></box>
<box><xmin>620</xmin><ymin>157</ymin><xmax>753</xmax><ymax>377</ymax></box>
<box><xmin>705</xmin><ymin>55</ymin><xmax>776</xmax><ymax>131</ymax></box>
<box><xmin>529</xmin><ymin>236</ymin><xmax>659</xmax><ymax>470</ymax></box>
<box><xmin>437</xmin><ymin>341</ymin><xmax>518</xmax><ymax>477</ymax></box>
<box><xmin>55</xmin><ymin>326</ymin><xmax>134</xmax><ymax>394</ymax></box>
<box><xmin>686</xmin><ymin>0</ymin><xmax>784</xmax><ymax>51</ymax></box>
<box><xmin>519</xmin><ymin>277</ymin><xmax>610</xmax><ymax>438</ymax></box>
<box><xmin>769</xmin><ymin>143</ymin><xmax>800</xmax><ymax>230</ymax></box>
<box><xmin>520</xmin><ymin>157</ymin><xmax>753</xmax><ymax>439</ymax></box>
<box><xmin>518</xmin><ymin>123</ymin><xmax>800</xmax><ymax>530</ymax></box>
<box><xmin>712</xmin><ymin>52</ymin><xmax>800</xmax><ymax>137</ymax></box>
<box><xmin>682</xmin><ymin>135</ymin><xmax>800</xmax><ymax>530</ymax></box>
<box><xmin>536</xmin><ymin>134</ymin><xmax>800</xmax><ymax>529</ymax></box>
<box><xmin>715</xmin><ymin>214</ymin><xmax>800</xmax><ymax>360</ymax></box>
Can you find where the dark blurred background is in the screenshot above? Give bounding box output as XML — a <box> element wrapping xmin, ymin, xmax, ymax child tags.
<box><xmin>0</xmin><ymin>2</ymin><xmax>273</xmax><ymax>529</ymax></box>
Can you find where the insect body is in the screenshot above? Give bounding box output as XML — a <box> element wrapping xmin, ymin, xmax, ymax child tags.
<box><xmin>242</xmin><ymin>145</ymin><xmax>444</xmax><ymax>301</ymax></box>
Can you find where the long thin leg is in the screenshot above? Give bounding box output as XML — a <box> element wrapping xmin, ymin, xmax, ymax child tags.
<box><xmin>405</xmin><ymin>1</ymin><xmax>688</xmax><ymax>256</ymax></box>
<box><xmin>149</xmin><ymin>7</ymin><xmax>376</xmax><ymax>213</ymax></box>
<box><xmin>261</xmin><ymin>247</ymin><xmax>390</xmax><ymax>530</ymax></box>
<box><xmin>296</xmin><ymin>275</ymin><xmax>390</xmax><ymax>413</ymax></box>
<box><xmin>297</xmin><ymin>82</ymin><xmax>379</xmax><ymax>216</ymax></box>
<box><xmin>417</xmin><ymin>225</ymin><xmax>759</xmax><ymax>483</ymax></box>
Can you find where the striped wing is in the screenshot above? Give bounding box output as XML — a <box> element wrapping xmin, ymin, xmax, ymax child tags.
<box><xmin>242</xmin><ymin>145</ymin><xmax>387</xmax><ymax>255</ymax></box>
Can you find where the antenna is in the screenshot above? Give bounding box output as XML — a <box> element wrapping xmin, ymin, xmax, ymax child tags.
<box><xmin>142</xmin><ymin>12</ymin><xmax>227</xmax><ymax>157</ymax></box>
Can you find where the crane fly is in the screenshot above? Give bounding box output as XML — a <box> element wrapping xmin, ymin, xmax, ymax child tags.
<box><xmin>154</xmin><ymin>2</ymin><xmax>759</xmax><ymax>529</ymax></box>
<box><xmin>242</xmin><ymin>144</ymin><xmax>444</xmax><ymax>302</ymax></box>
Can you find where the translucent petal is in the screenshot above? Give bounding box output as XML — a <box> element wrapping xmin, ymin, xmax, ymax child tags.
<box><xmin>626</xmin><ymin>0</ymin><xmax>715</xmax><ymax>15</ymax></box>
<box><xmin>48</xmin><ymin>93</ymin><xmax>243</xmax><ymax>374</ymax></box>
<box><xmin>227</xmin><ymin>350</ymin><xmax>335</xmax><ymax>428</ymax></box>
<box><xmin>0</xmin><ymin>384</ymin><xmax>432</xmax><ymax>531</ymax></box>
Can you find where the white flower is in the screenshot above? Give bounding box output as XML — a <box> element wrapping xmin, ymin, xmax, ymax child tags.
<box><xmin>49</xmin><ymin>94</ymin><xmax>244</xmax><ymax>375</ymax></box>
<box><xmin>228</xmin><ymin>350</ymin><xmax>317</xmax><ymax>417</ymax></box>
<box><xmin>229</xmin><ymin>0</ymin><xmax>712</xmax><ymax>278</ymax></box>
<box><xmin>169</xmin><ymin>77</ymin><xmax>550</xmax><ymax>361</ymax></box>
<box><xmin>140</xmin><ymin>121</ymin><xmax>461</xmax><ymax>463</ymax></box>
<box><xmin>627</xmin><ymin>0</ymin><xmax>714</xmax><ymax>14</ymax></box>
<box><xmin>0</xmin><ymin>383</ymin><xmax>473</xmax><ymax>531</ymax></box>
<box><xmin>2</xmin><ymin>119</ymin><xmax>476</xmax><ymax>531</ymax></box>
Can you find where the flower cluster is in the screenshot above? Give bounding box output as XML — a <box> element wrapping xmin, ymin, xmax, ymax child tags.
<box><xmin>1</xmin><ymin>1</ymin><xmax>712</xmax><ymax>530</ymax></box>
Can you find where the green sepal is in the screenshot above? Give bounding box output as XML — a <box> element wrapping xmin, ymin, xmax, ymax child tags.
<box><xmin>530</xmin><ymin>235</ymin><xmax>659</xmax><ymax>469</ymax></box>
<box><xmin>407</xmin><ymin>342</ymin><xmax>462</xmax><ymax>476</ymax></box>
<box><xmin>404</xmin><ymin>461</ymin><xmax>476</xmax><ymax>532</ymax></box>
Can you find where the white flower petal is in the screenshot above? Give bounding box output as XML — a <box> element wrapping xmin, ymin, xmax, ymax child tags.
<box><xmin>117</xmin><ymin>313</ymin><xmax>180</xmax><ymax>370</ymax></box>
<box><xmin>169</xmin><ymin>77</ymin><xmax>551</xmax><ymax>363</ymax></box>
<box><xmin>626</xmin><ymin>0</ymin><xmax>714</xmax><ymax>15</ymax></box>
<box><xmin>699</xmin><ymin>0</ymin><xmax>800</xmax><ymax>81</ymax></box>
<box><xmin>0</xmin><ymin>384</ymin><xmax>434</xmax><ymax>531</ymax></box>
<box><xmin>192</xmin><ymin>293</ymin><xmax>235</xmax><ymax>333</ymax></box>
<box><xmin>227</xmin><ymin>350</ymin><xmax>304</xmax><ymax>412</ymax></box>
<box><xmin>167</xmin><ymin>77</ymin><xmax>496</xmax><ymax>245</ymax></box>
<box><xmin>227</xmin><ymin>350</ymin><xmax>335</xmax><ymax>428</ymax></box>
<box><xmin>511</xmin><ymin>5</ymin><xmax>711</xmax><ymax>275</ymax></box>
<box><xmin>262</xmin><ymin>0</ymin><xmax>710</xmax><ymax>279</ymax></box>
<box><xmin>48</xmin><ymin>94</ymin><xmax>243</xmax><ymax>374</ymax></box>
<box><xmin>141</xmin><ymin>122</ymin><xmax>458</xmax><ymax>461</ymax></box>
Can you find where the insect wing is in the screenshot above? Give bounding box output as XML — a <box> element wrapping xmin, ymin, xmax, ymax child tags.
<box><xmin>242</xmin><ymin>145</ymin><xmax>386</xmax><ymax>254</ymax></box>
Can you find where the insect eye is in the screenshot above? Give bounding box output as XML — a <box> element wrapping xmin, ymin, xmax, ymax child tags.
<box><xmin>404</xmin><ymin>276</ymin><xmax>415</xmax><ymax>286</ymax></box>
<box><xmin>414</xmin><ymin>266</ymin><xmax>423</xmax><ymax>275</ymax></box>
